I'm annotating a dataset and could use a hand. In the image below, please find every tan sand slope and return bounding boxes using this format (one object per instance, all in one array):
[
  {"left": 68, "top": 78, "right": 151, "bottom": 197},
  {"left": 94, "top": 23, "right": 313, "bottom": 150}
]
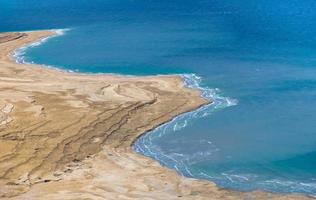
[{"left": 0, "top": 31, "right": 312, "bottom": 200}]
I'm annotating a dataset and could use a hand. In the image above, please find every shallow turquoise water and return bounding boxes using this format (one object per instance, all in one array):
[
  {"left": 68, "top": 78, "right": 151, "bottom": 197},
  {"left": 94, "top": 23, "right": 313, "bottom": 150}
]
[{"left": 2, "top": 0, "right": 316, "bottom": 196}]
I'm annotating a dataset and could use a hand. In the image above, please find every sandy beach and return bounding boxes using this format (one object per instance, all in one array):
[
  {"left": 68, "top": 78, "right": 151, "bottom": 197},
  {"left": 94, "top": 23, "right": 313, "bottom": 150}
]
[{"left": 0, "top": 30, "right": 312, "bottom": 200}]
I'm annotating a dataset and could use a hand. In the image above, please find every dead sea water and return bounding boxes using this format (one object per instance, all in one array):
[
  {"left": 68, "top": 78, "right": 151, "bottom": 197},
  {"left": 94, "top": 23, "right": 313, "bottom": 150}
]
[{"left": 2, "top": 0, "right": 316, "bottom": 196}]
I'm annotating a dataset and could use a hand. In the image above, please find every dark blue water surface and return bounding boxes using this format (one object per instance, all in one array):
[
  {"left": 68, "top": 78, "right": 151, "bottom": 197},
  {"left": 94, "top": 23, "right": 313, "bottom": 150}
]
[{"left": 2, "top": 0, "right": 316, "bottom": 196}]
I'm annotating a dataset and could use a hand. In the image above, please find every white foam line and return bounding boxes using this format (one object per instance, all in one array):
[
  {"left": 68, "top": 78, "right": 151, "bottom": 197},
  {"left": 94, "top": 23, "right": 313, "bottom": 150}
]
[
  {"left": 134, "top": 73, "right": 238, "bottom": 178},
  {"left": 12, "top": 28, "right": 71, "bottom": 65}
]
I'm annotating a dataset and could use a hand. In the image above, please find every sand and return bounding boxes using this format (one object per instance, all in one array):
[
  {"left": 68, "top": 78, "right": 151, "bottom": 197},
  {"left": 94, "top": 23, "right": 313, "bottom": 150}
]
[{"left": 0, "top": 31, "right": 312, "bottom": 200}]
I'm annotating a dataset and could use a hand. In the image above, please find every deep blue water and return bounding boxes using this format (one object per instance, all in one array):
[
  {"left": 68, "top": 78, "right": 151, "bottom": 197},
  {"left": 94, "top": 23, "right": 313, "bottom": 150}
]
[{"left": 2, "top": 0, "right": 316, "bottom": 196}]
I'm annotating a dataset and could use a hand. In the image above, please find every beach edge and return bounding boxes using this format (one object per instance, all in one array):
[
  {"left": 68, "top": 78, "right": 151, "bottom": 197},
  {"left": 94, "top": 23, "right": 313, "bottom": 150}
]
[{"left": 0, "top": 30, "right": 312, "bottom": 200}]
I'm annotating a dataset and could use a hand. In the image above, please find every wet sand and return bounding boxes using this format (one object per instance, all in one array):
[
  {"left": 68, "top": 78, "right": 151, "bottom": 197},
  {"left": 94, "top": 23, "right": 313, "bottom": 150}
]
[{"left": 0, "top": 31, "right": 312, "bottom": 200}]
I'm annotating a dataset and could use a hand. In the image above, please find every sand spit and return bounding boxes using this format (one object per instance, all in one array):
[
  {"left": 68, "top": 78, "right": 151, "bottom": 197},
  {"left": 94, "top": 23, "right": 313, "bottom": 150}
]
[{"left": 0, "top": 31, "right": 312, "bottom": 200}]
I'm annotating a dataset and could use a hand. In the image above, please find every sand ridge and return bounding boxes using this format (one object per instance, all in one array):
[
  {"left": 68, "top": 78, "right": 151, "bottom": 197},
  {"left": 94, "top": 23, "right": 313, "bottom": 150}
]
[{"left": 0, "top": 31, "right": 312, "bottom": 200}]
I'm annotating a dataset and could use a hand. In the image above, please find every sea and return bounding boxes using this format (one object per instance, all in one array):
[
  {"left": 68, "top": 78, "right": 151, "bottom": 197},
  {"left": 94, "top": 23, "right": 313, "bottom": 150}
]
[{"left": 1, "top": 0, "right": 316, "bottom": 196}]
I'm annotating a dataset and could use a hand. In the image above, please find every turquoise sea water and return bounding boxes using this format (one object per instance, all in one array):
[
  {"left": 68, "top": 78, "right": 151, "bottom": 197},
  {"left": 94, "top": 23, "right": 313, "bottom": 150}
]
[{"left": 2, "top": 0, "right": 316, "bottom": 196}]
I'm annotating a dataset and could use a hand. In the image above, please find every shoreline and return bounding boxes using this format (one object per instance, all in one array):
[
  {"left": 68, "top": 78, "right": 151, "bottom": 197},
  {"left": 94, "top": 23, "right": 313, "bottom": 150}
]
[
  {"left": 11, "top": 29, "right": 68, "bottom": 65},
  {"left": 0, "top": 30, "right": 312, "bottom": 199}
]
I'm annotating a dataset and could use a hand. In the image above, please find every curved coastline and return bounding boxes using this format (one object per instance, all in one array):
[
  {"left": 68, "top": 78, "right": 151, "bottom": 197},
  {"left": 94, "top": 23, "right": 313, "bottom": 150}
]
[
  {"left": 0, "top": 30, "right": 312, "bottom": 200},
  {"left": 12, "top": 29, "right": 69, "bottom": 65}
]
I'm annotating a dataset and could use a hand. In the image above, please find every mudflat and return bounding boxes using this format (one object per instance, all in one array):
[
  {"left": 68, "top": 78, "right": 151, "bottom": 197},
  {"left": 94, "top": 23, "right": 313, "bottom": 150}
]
[{"left": 0, "top": 31, "right": 311, "bottom": 200}]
